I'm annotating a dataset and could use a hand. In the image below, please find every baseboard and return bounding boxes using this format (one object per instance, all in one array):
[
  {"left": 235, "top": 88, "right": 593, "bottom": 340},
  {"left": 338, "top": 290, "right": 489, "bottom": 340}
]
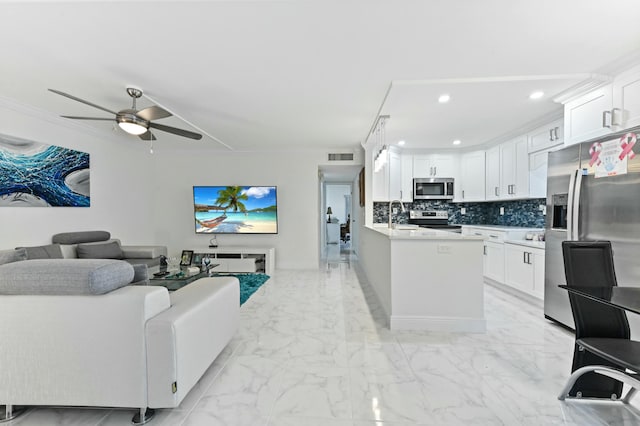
[
  {"left": 390, "top": 315, "right": 486, "bottom": 333},
  {"left": 484, "top": 278, "right": 544, "bottom": 309}
]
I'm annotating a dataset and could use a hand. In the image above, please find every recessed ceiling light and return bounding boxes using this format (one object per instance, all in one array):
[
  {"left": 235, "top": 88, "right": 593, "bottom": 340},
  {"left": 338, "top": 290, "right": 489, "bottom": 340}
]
[
  {"left": 529, "top": 91, "right": 544, "bottom": 100},
  {"left": 452, "top": 139, "right": 461, "bottom": 145},
  {"left": 398, "top": 140, "right": 406, "bottom": 146},
  {"left": 438, "top": 94, "right": 451, "bottom": 103}
]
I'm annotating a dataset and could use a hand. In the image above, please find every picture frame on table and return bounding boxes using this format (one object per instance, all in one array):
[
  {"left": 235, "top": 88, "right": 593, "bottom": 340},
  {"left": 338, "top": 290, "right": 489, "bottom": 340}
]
[
  {"left": 192, "top": 253, "right": 202, "bottom": 266},
  {"left": 180, "top": 250, "right": 194, "bottom": 266}
]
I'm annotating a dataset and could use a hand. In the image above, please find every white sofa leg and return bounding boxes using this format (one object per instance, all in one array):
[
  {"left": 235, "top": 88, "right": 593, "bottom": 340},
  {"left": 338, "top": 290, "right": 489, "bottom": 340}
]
[
  {"left": 131, "top": 407, "right": 155, "bottom": 425},
  {"left": 0, "top": 405, "right": 27, "bottom": 423}
]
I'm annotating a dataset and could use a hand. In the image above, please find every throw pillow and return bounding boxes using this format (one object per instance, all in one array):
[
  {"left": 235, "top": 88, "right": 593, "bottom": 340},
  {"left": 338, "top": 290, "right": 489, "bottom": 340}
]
[
  {"left": 76, "top": 240, "right": 124, "bottom": 259},
  {"left": 17, "top": 244, "right": 63, "bottom": 260},
  {"left": 0, "top": 248, "right": 27, "bottom": 265}
]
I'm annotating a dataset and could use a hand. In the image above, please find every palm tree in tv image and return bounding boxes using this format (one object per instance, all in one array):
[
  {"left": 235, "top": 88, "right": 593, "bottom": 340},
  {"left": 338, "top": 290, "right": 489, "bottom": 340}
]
[{"left": 216, "top": 186, "right": 248, "bottom": 214}]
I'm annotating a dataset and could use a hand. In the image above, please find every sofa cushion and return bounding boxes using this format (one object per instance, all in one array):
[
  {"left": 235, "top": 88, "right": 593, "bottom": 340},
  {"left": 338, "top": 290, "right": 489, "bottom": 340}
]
[
  {"left": 0, "top": 248, "right": 27, "bottom": 265},
  {"left": 0, "top": 259, "right": 134, "bottom": 295},
  {"left": 77, "top": 241, "right": 124, "bottom": 259},
  {"left": 52, "top": 230, "right": 111, "bottom": 245},
  {"left": 18, "top": 244, "right": 63, "bottom": 260}
]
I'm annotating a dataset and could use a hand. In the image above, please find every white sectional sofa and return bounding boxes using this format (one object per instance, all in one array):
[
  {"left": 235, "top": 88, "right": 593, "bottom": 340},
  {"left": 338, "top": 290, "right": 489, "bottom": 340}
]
[{"left": 0, "top": 257, "right": 239, "bottom": 424}]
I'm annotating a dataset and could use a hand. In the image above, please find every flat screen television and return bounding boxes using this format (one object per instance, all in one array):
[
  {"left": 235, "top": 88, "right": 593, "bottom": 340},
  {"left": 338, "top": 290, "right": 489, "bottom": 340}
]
[{"left": 193, "top": 186, "right": 278, "bottom": 234}]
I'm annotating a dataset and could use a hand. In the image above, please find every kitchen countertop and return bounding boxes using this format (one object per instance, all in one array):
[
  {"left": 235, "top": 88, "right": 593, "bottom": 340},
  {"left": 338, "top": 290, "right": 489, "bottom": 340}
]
[
  {"left": 505, "top": 239, "right": 546, "bottom": 249},
  {"left": 460, "top": 224, "right": 544, "bottom": 231},
  {"left": 366, "top": 226, "right": 484, "bottom": 241}
]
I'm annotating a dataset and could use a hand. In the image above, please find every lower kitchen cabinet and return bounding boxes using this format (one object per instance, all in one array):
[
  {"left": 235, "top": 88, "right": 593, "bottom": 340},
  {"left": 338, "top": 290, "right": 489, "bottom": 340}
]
[
  {"left": 462, "top": 225, "right": 545, "bottom": 301},
  {"left": 504, "top": 243, "right": 545, "bottom": 299},
  {"left": 484, "top": 241, "right": 505, "bottom": 283}
]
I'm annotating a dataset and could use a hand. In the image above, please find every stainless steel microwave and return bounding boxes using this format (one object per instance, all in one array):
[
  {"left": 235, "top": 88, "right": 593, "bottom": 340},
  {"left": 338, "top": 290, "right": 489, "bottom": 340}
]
[{"left": 413, "top": 178, "right": 454, "bottom": 200}]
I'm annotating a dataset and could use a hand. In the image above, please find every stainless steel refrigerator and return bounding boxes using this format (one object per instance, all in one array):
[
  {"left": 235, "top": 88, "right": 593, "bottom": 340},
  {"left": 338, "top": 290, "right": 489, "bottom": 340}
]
[{"left": 544, "top": 126, "right": 640, "bottom": 330}]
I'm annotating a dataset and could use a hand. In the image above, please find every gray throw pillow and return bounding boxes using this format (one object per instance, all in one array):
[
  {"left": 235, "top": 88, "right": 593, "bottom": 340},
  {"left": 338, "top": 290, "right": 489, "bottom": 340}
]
[
  {"left": 76, "top": 240, "right": 124, "bottom": 259},
  {"left": 17, "top": 244, "right": 63, "bottom": 260},
  {"left": 0, "top": 248, "right": 27, "bottom": 265}
]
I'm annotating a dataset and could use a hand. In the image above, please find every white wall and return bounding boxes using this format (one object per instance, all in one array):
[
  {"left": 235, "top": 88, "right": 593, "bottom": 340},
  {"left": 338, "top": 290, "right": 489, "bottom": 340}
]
[
  {"left": 0, "top": 98, "right": 355, "bottom": 270},
  {"left": 149, "top": 148, "right": 323, "bottom": 269},
  {"left": 0, "top": 98, "right": 156, "bottom": 248},
  {"left": 325, "top": 184, "right": 351, "bottom": 223}
]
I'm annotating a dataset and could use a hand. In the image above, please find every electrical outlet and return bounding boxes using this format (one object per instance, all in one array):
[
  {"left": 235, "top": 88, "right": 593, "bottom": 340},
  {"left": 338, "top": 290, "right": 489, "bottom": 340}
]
[
  {"left": 461, "top": 207, "right": 466, "bottom": 215},
  {"left": 499, "top": 207, "right": 505, "bottom": 215},
  {"left": 542, "top": 206, "right": 547, "bottom": 215},
  {"left": 437, "top": 244, "right": 452, "bottom": 254},
  {"left": 392, "top": 207, "right": 398, "bottom": 214}
]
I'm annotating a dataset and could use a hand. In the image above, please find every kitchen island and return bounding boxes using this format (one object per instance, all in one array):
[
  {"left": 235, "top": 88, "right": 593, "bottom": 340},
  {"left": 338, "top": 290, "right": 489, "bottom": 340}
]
[{"left": 360, "top": 225, "right": 485, "bottom": 332}]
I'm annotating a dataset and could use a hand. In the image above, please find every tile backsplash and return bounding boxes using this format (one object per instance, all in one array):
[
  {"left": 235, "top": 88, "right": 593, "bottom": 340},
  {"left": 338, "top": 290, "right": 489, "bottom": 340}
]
[{"left": 373, "top": 198, "right": 546, "bottom": 228}]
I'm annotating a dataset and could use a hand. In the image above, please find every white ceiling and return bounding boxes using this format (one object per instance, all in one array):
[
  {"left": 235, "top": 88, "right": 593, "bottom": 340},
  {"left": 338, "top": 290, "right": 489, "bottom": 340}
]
[{"left": 2, "top": 0, "right": 640, "bottom": 157}]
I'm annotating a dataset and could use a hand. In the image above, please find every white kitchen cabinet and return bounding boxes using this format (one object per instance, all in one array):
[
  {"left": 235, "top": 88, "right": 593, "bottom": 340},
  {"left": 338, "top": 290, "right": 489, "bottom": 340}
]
[
  {"left": 564, "top": 85, "right": 614, "bottom": 146},
  {"left": 458, "top": 150, "right": 485, "bottom": 202},
  {"left": 485, "top": 146, "right": 501, "bottom": 200},
  {"left": 500, "top": 136, "right": 529, "bottom": 199},
  {"left": 513, "top": 136, "right": 530, "bottom": 198},
  {"left": 372, "top": 160, "right": 389, "bottom": 202},
  {"left": 400, "top": 154, "right": 413, "bottom": 202},
  {"left": 528, "top": 119, "right": 563, "bottom": 153},
  {"left": 529, "top": 149, "right": 548, "bottom": 198},
  {"left": 612, "top": 66, "right": 640, "bottom": 130},
  {"left": 485, "top": 136, "right": 529, "bottom": 200},
  {"left": 564, "top": 65, "right": 640, "bottom": 146},
  {"left": 484, "top": 241, "right": 505, "bottom": 284},
  {"left": 388, "top": 151, "right": 401, "bottom": 201},
  {"left": 462, "top": 226, "right": 544, "bottom": 294},
  {"left": 504, "top": 243, "right": 545, "bottom": 299},
  {"left": 375, "top": 150, "right": 412, "bottom": 202},
  {"left": 413, "top": 154, "right": 458, "bottom": 178}
]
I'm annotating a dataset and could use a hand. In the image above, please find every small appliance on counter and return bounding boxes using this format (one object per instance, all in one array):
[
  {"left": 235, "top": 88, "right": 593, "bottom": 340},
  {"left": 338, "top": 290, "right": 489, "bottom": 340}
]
[{"left": 408, "top": 210, "right": 461, "bottom": 232}]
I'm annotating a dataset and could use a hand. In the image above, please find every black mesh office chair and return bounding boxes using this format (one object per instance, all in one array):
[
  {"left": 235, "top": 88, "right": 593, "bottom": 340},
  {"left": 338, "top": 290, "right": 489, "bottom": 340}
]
[{"left": 558, "top": 241, "right": 640, "bottom": 402}]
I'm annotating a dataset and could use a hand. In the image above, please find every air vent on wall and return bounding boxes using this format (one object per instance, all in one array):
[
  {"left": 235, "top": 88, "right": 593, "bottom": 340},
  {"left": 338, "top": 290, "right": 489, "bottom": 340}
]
[{"left": 328, "top": 153, "right": 354, "bottom": 161}]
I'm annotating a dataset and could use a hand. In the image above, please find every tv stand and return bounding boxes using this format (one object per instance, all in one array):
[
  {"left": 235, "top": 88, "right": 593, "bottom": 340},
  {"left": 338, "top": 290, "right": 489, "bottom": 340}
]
[{"left": 194, "top": 246, "right": 274, "bottom": 275}]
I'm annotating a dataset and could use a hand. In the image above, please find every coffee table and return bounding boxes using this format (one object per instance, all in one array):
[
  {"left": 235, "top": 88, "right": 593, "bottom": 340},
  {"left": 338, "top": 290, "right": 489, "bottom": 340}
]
[{"left": 148, "top": 264, "right": 219, "bottom": 291}]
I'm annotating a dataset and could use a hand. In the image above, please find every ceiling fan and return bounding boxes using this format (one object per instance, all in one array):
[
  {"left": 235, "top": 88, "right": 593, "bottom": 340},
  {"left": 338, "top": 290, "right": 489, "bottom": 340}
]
[{"left": 48, "top": 87, "right": 203, "bottom": 141}]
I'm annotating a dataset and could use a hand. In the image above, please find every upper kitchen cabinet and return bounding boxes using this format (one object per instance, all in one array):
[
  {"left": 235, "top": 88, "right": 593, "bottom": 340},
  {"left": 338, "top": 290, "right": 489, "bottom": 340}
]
[
  {"left": 612, "top": 66, "right": 640, "bottom": 131},
  {"left": 501, "top": 135, "right": 529, "bottom": 199},
  {"left": 372, "top": 160, "right": 389, "bottom": 202},
  {"left": 485, "top": 146, "right": 501, "bottom": 200},
  {"left": 400, "top": 154, "right": 413, "bottom": 202},
  {"left": 374, "top": 150, "right": 413, "bottom": 202},
  {"left": 528, "top": 119, "right": 563, "bottom": 152},
  {"left": 412, "top": 154, "right": 458, "bottom": 178},
  {"left": 563, "top": 85, "right": 614, "bottom": 146},
  {"left": 457, "top": 150, "right": 485, "bottom": 202},
  {"left": 563, "top": 66, "right": 640, "bottom": 146},
  {"left": 485, "top": 136, "right": 529, "bottom": 200}
]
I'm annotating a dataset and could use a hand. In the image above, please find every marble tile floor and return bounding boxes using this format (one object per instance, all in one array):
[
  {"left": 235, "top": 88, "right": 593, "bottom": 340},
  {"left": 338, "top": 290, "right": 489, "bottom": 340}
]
[{"left": 6, "top": 259, "right": 640, "bottom": 426}]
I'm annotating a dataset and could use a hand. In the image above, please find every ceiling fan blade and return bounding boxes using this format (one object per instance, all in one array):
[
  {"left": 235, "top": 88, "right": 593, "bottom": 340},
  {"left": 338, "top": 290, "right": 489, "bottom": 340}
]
[
  {"left": 139, "top": 131, "right": 156, "bottom": 141},
  {"left": 149, "top": 122, "right": 203, "bottom": 140},
  {"left": 136, "top": 105, "right": 172, "bottom": 121},
  {"left": 61, "top": 116, "right": 114, "bottom": 121},
  {"left": 48, "top": 89, "right": 118, "bottom": 115}
]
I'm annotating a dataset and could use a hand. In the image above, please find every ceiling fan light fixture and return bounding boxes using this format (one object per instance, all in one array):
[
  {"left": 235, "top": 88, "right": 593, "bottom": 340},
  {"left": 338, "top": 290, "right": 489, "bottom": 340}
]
[
  {"left": 116, "top": 111, "right": 149, "bottom": 135},
  {"left": 118, "top": 121, "right": 148, "bottom": 135}
]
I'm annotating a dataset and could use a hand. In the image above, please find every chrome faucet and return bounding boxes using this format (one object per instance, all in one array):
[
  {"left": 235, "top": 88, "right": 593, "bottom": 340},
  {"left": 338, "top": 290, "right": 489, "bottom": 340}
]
[{"left": 388, "top": 199, "right": 406, "bottom": 229}]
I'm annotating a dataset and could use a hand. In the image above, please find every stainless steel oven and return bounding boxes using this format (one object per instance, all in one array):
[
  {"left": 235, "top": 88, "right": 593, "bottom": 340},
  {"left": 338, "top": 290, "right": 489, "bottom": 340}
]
[{"left": 413, "top": 178, "right": 454, "bottom": 200}]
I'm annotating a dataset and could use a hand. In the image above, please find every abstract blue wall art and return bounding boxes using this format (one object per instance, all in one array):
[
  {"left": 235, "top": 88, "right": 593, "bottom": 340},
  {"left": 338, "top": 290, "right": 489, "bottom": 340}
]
[{"left": 0, "top": 134, "right": 90, "bottom": 207}]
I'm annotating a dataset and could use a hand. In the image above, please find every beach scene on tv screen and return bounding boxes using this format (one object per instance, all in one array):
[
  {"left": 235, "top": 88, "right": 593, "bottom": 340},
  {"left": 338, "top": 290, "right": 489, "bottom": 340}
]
[{"left": 194, "top": 186, "right": 278, "bottom": 234}]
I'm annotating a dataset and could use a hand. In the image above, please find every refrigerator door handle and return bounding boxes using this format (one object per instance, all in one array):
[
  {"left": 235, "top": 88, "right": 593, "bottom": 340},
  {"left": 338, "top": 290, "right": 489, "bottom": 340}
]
[
  {"left": 567, "top": 170, "right": 577, "bottom": 241},
  {"left": 572, "top": 170, "right": 584, "bottom": 241}
]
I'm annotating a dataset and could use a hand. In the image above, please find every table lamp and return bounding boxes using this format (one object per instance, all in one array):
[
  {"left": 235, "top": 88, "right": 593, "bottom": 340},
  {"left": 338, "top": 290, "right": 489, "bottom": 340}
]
[{"left": 326, "top": 207, "right": 333, "bottom": 223}]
